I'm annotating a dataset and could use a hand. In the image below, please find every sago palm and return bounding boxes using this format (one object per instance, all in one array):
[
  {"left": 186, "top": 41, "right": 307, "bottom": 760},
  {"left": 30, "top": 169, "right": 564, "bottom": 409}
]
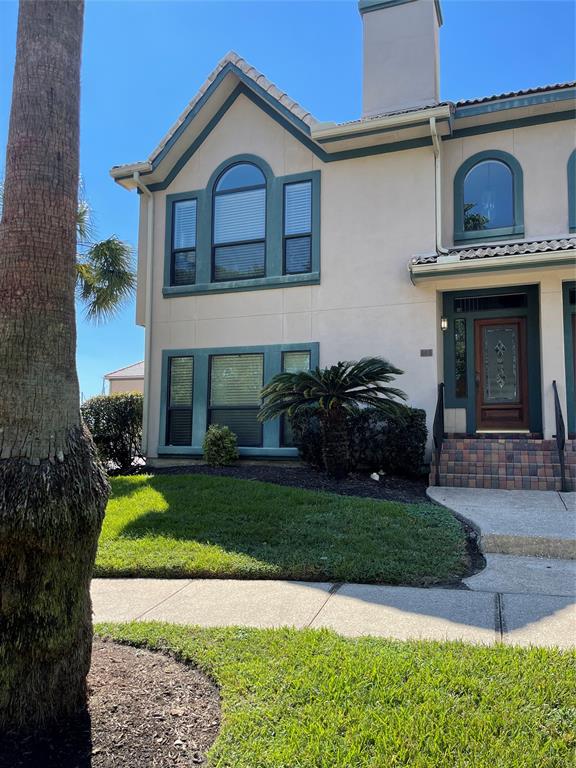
[{"left": 259, "top": 357, "right": 407, "bottom": 478}]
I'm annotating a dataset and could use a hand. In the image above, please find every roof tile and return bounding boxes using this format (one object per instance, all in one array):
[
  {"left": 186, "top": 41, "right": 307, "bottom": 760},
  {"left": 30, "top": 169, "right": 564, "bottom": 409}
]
[{"left": 411, "top": 237, "right": 576, "bottom": 265}]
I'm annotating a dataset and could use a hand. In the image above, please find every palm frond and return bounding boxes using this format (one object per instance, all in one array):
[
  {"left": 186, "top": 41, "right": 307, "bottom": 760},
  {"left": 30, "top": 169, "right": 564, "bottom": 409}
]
[
  {"left": 76, "top": 236, "right": 135, "bottom": 322},
  {"left": 259, "top": 356, "right": 407, "bottom": 422}
]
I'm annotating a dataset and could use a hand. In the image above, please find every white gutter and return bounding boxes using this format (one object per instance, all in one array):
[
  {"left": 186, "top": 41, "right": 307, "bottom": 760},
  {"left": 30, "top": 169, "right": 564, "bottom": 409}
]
[
  {"left": 132, "top": 171, "right": 154, "bottom": 457},
  {"left": 429, "top": 116, "right": 449, "bottom": 258}
]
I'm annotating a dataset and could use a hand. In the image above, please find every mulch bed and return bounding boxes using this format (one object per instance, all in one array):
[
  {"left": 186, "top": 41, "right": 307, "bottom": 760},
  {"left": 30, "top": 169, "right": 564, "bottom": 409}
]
[
  {"left": 0, "top": 639, "right": 220, "bottom": 768},
  {"left": 147, "top": 462, "right": 431, "bottom": 505}
]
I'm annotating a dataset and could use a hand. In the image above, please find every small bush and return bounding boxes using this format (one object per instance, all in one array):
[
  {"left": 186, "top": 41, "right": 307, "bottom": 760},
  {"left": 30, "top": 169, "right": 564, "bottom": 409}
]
[
  {"left": 81, "top": 392, "right": 143, "bottom": 472},
  {"left": 203, "top": 425, "right": 239, "bottom": 466},
  {"left": 290, "top": 405, "right": 427, "bottom": 478}
]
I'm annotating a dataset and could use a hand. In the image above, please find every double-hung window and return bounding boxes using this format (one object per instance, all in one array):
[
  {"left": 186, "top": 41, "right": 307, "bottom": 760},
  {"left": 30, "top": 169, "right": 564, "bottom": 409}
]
[
  {"left": 212, "top": 163, "right": 266, "bottom": 281},
  {"left": 171, "top": 199, "right": 197, "bottom": 285},
  {"left": 280, "top": 350, "right": 311, "bottom": 447},
  {"left": 208, "top": 353, "right": 264, "bottom": 446},
  {"left": 283, "top": 181, "right": 312, "bottom": 274},
  {"left": 166, "top": 356, "right": 194, "bottom": 445}
]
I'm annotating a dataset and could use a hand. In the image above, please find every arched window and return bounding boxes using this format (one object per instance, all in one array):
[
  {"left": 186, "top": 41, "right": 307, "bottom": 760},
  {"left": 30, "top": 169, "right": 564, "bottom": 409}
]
[
  {"left": 454, "top": 150, "right": 524, "bottom": 243},
  {"left": 212, "top": 162, "right": 266, "bottom": 281}
]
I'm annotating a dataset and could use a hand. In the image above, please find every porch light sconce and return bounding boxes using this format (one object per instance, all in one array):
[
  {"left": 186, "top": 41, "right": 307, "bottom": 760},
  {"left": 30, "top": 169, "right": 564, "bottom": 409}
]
[{"left": 440, "top": 317, "right": 448, "bottom": 332}]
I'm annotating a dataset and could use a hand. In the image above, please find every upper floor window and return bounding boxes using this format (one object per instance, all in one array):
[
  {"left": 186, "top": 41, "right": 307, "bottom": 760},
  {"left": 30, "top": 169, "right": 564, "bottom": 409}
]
[
  {"left": 284, "top": 181, "right": 312, "bottom": 274},
  {"left": 171, "top": 199, "right": 197, "bottom": 285},
  {"left": 164, "top": 155, "right": 320, "bottom": 296},
  {"left": 464, "top": 160, "right": 513, "bottom": 232},
  {"left": 213, "top": 162, "right": 266, "bottom": 282},
  {"left": 454, "top": 150, "right": 524, "bottom": 244}
]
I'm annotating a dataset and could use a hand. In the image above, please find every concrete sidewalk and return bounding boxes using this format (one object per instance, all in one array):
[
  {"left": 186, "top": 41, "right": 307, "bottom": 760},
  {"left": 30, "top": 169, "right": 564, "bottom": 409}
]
[{"left": 92, "top": 578, "right": 576, "bottom": 649}]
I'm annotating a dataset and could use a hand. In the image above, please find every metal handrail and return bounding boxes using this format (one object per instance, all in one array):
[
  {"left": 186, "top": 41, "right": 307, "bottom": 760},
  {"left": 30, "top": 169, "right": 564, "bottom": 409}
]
[
  {"left": 552, "top": 380, "right": 567, "bottom": 493},
  {"left": 432, "top": 382, "right": 445, "bottom": 486}
]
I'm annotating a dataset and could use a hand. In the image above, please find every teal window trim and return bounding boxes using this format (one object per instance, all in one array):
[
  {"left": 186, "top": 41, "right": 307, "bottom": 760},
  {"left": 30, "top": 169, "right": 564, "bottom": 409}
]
[
  {"left": 568, "top": 150, "right": 576, "bottom": 233},
  {"left": 442, "top": 285, "right": 541, "bottom": 435},
  {"left": 163, "top": 157, "right": 320, "bottom": 296},
  {"left": 158, "top": 342, "right": 320, "bottom": 457},
  {"left": 453, "top": 150, "right": 524, "bottom": 245},
  {"left": 563, "top": 281, "right": 576, "bottom": 436}
]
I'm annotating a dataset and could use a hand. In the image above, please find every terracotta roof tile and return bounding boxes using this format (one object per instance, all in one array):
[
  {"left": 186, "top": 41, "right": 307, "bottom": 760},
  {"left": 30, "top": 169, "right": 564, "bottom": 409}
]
[{"left": 411, "top": 237, "right": 576, "bottom": 265}]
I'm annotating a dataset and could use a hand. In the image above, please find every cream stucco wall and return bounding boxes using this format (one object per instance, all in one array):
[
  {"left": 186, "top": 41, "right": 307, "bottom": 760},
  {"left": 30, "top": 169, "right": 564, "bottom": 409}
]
[{"left": 139, "top": 92, "right": 575, "bottom": 457}]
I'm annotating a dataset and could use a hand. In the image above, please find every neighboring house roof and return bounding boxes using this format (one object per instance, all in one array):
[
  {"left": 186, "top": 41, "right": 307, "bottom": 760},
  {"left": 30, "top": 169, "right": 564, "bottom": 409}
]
[
  {"left": 104, "top": 361, "right": 145, "bottom": 380},
  {"left": 411, "top": 237, "right": 576, "bottom": 265},
  {"left": 455, "top": 81, "right": 576, "bottom": 107}
]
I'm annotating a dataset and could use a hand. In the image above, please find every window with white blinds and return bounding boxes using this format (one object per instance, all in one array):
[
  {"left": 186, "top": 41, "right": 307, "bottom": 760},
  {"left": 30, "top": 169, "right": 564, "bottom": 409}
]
[
  {"left": 280, "top": 350, "right": 311, "bottom": 447},
  {"left": 166, "top": 356, "right": 194, "bottom": 446},
  {"left": 213, "top": 163, "right": 266, "bottom": 282},
  {"left": 284, "top": 181, "right": 312, "bottom": 274},
  {"left": 171, "top": 199, "right": 197, "bottom": 286},
  {"left": 209, "top": 354, "right": 263, "bottom": 446}
]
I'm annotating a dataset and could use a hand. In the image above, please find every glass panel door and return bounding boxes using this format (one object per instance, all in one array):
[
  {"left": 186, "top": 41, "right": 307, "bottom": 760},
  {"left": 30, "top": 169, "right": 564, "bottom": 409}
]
[{"left": 474, "top": 318, "right": 528, "bottom": 430}]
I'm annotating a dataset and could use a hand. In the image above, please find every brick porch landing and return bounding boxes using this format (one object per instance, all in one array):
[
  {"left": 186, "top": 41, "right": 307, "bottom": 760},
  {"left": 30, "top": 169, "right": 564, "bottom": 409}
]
[{"left": 430, "top": 437, "right": 576, "bottom": 491}]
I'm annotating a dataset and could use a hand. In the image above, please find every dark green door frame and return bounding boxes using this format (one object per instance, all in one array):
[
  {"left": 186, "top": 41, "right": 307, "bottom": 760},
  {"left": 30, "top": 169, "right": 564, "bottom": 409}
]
[
  {"left": 563, "top": 281, "right": 576, "bottom": 437},
  {"left": 442, "top": 285, "right": 542, "bottom": 434}
]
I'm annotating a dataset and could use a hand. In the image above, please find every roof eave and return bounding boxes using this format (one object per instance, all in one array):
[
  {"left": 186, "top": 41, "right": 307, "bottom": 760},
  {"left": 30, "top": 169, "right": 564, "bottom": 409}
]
[
  {"left": 409, "top": 249, "right": 576, "bottom": 281},
  {"left": 311, "top": 103, "right": 452, "bottom": 142}
]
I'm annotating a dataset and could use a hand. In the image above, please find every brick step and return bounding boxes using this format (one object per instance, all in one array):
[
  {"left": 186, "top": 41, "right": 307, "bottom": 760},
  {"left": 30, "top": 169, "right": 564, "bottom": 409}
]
[
  {"left": 437, "top": 474, "right": 572, "bottom": 491},
  {"left": 442, "top": 439, "right": 559, "bottom": 450},
  {"left": 438, "top": 465, "right": 564, "bottom": 478}
]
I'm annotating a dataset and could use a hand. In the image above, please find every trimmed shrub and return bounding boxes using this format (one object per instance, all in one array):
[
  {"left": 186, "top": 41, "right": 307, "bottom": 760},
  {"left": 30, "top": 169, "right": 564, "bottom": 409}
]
[
  {"left": 81, "top": 392, "right": 143, "bottom": 473},
  {"left": 203, "top": 425, "right": 239, "bottom": 467},
  {"left": 290, "top": 405, "right": 427, "bottom": 478}
]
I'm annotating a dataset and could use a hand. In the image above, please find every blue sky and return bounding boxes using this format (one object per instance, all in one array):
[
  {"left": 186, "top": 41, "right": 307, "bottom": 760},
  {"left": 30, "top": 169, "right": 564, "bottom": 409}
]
[{"left": 1, "top": 0, "right": 574, "bottom": 399}]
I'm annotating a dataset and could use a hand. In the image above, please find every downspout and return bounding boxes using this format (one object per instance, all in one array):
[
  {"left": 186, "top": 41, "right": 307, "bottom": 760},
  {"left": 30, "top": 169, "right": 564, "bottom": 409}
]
[
  {"left": 429, "top": 116, "right": 449, "bottom": 256},
  {"left": 132, "top": 171, "right": 154, "bottom": 456}
]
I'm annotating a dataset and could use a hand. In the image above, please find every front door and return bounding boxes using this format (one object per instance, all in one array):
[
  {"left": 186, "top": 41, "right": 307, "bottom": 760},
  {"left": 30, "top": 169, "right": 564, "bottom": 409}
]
[{"left": 474, "top": 317, "right": 529, "bottom": 431}]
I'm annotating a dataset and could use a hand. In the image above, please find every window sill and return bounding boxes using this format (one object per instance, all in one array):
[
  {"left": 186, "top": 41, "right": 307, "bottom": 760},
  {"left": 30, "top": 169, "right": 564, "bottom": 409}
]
[
  {"left": 454, "top": 226, "right": 524, "bottom": 245},
  {"left": 157, "top": 445, "right": 299, "bottom": 458},
  {"left": 163, "top": 272, "right": 320, "bottom": 297}
]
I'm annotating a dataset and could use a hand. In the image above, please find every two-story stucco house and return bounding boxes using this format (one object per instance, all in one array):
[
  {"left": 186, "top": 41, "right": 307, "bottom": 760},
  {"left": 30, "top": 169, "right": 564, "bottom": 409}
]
[{"left": 111, "top": 0, "right": 576, "bottom": 490}]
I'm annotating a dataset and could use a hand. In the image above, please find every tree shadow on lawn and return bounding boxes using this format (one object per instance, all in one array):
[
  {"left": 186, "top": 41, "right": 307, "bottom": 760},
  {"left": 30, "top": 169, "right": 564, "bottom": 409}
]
[
  {"left": 106, "top": 474, "right": 469, "bottom": 586},
  {"left": 103, "top": 478, "right": 575, "bottom": 635}
]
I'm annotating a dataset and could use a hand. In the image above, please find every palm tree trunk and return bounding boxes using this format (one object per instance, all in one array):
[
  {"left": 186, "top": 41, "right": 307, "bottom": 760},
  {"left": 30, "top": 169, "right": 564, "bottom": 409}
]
[
  {"left": 320, "top": 408, "right": 350, "bottom": 479},
  {"left": 0, "top": 0, "right": 109, "bottom": 730}
]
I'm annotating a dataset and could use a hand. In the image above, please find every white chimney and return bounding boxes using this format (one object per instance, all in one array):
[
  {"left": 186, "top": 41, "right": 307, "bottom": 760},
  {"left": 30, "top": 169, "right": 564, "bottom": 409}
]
[{"left": 359, "top": 0, "right": 442, "bottom": 116}]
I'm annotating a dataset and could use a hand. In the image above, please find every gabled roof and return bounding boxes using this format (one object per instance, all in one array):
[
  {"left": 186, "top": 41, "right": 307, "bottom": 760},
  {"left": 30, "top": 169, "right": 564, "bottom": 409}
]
[
  {"left": 104, "top": 361, "right": 145, "bottom": 380},
  {"left": 110, "top": 51, "right": 319, "bottom": 182},
  {"left": 110, "top": 49, "right": 574, "bottom": 189},
  {"left": 148, "top": 52, "right": 318, "bottom": 168}
]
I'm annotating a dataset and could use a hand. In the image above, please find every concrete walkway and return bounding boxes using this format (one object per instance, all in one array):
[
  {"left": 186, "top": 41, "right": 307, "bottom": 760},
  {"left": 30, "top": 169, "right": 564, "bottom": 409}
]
[
  {"left": 427, "top": 487, "right": 576, "bottom": 558},
  {"left": 92, "top": 577, "right": 576, "bottom": 649}
]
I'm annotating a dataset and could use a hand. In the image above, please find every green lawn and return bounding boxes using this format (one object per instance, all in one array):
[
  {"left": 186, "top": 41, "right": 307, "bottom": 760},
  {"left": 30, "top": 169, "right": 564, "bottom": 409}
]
[
  {"left": 98, "top": 622, "right": 576, "bottom": 768},
  {"left": 96, "top": 474, "right": 466, "bottom": 584}
]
